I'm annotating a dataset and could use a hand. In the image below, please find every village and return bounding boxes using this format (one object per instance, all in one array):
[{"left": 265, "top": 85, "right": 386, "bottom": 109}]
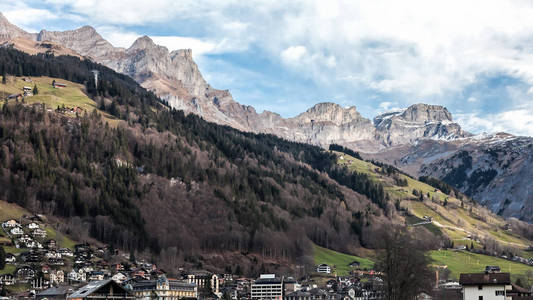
[{"left": 0, "top": 215, "right": 531, "bottom": 300}]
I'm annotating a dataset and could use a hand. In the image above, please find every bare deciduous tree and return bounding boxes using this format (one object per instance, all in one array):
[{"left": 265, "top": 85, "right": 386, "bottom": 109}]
[{"left": 375, "top": 225, "right": 434, "bottom": 300}]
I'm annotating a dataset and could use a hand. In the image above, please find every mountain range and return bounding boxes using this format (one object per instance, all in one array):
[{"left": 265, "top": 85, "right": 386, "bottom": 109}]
[{"left": 1, "top": 12, "right": 532, "bottom": 222}]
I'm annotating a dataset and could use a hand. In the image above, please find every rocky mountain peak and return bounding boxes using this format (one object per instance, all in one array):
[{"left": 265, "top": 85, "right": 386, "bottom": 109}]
[
  {"left": 399, "top": 103, "right": 453, "bottom": 123},
  {"left": 129, "top": 35, "right": 161, "bottom": 51},
  {"left": 0, "top": 12, "right": 34, "bottom": 41},
  {"left": 36, "top": 26, "right": 116, "bottom": 60},
  {"left": 295, "top": 102, "right": 365, "bottom": 125}
]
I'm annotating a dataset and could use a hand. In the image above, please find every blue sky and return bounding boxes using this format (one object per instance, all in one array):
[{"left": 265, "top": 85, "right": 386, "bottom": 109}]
[{"left": 4, "top": 0, "right": 533, "bottom": 136}]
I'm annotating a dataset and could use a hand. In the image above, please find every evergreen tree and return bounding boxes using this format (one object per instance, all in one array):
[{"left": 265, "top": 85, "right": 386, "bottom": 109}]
[
  {"left": 33, "top": 84, "right": 38, "bottom": 95},
  {"left": 515, "top": 277, "right": 523, "bottom": 288},
  {"left": 470, "top": 241, "right": 474, "bottom": 249},
  {"left": 129, "top": 250, "right": 136, "bottom": 263},
  {"left": 0, "top": 246, "right": 5, "bottom": 270}
]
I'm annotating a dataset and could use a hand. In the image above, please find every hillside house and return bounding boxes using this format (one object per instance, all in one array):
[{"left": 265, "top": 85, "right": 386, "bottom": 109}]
[
  {"left": 53, "top": 82, "right": 67, "bottom": 88},
  {"left": 316, "top": 264, "right": 331, "bottom": 274},
  {"left": 459, "top": 270, "right": 511, "bottom": 300},
  {"left": 0, "top": 274, "right": 15, "bottom": 285},
  {"left": 2, "top": 219, "right": 19, "bottom": 227},
  {"left": 45, "top": 251, "right": 62, "bottom": 259},
  {"left": 48, "top": 258, "right": 65, "bottom": 266},
  {"left": 111, "top": 272, "right": 127, "bottom": 283},
  {"left": 59, "top": 247, "right": 74, "bottom": 257},
  {"left": 89, "top": 271, "right": 105, "bottom": 281},
  {"left": 50, "top": 270, "right": 65, "bottom": 284},
  {"left": 10, "top": 226, "right": 23, "bottom": 235},
  {"left": 5, "top": 253, "right": 16, "bottom": 263},
  {"left": 16, "top": 266, "right": 36, "bottom": 280},
  {"left": 67, "top": 279, "right": 134, "bottom": 299},
  {"left": 27, "top": 222, "right": 39, "bottom": 229},
  {"left": 68, "top": 270, "right": 88, "bottom": 283},
  {"left": 32, "top": 228, "right": 47, "bottom": 238}
]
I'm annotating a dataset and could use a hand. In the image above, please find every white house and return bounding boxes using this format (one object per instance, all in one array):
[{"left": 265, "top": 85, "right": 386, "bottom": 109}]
[
  {"left": 45, "top": 251, "right": 62, "bottom": 259},
  {"left": 58, "top": 248, "right": 74, "bottom": 257},
  {"left": 32, "top": 228, "right": 47, "bottom": 238},
  {"left": 459, "top": 271, "right": 511, "bottom": 300},
  {"left": 2, "top": 220, "right": 19, "bottom": 228},
  {"left": 10, "top": 227, "right": 23, "bottom": 235},
  {"left": 316, "top": 264, "right": 331, "bottom": 274},
  {"left": 111, "top": 272, "right": 127, "bottom": 283},
  {"left": 27, "top": 223, "right": 39, "bottom": 230},
  {"left": 5, "top": 253, "right": 16, "bottom": 264},
  {"left": 50, "top": 270, "right": 65, "bottom": 284},
  {"left": 68, "top": 270, "right": 79, "bottom": 282}
]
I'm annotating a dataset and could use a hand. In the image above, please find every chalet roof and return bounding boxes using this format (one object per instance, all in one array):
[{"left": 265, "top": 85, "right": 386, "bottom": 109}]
[
  {"left": 459, "top": 273, "right": 510, "bottom": 285},
  {"left": 67, "top": 279, "right": 132, "bottom": 299},
  {"left": 37, "top": 286, "right": 72, "bottom": 297}
]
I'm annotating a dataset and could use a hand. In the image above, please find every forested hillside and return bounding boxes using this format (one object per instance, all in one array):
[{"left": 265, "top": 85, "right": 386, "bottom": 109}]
[{"left": 0, "top": 48, "right": 393, "bottom": 274}]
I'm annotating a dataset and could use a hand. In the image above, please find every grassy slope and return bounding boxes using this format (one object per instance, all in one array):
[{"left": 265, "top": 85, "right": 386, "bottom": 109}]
[
  {"left": 0, "top": 76, "right": 120, "bottom": 125},
  {"left": 430, "top": 250, "right": 533, "bottom": 285},
  {"left": 336, "top": 152, "right": 533, "bottom": 249},
  {"left": 313, "top": 244, "right": 374, "bottom": 276}
]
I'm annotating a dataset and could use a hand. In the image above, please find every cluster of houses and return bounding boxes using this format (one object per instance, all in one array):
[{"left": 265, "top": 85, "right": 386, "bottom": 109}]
[{"left": 1, "top": 217, "right": 533, "bottom": 299}]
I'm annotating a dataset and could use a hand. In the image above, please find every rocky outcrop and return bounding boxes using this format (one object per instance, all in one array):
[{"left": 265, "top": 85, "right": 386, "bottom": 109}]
[{"left": 374, "top": 104, "right": 469, "bottom": 146}]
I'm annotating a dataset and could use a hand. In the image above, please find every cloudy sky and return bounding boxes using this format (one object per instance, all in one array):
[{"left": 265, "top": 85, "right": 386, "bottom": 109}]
[{"left": 3, "top": 0, "right": 533, "bottom": 136}]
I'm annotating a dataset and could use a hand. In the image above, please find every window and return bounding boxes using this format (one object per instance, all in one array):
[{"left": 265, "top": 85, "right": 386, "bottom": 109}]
[
  {"left": 478, "top": 296, "right": 483, "bottom": 300},
  {"left": 495, "top": 290, "right": 505, "bottom": 296},
  {"left": 478, "top": 285, "right": 483, "bottom": 290}
]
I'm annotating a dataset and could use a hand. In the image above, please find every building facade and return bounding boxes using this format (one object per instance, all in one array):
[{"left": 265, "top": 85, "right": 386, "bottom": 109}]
[
  {"left": 132, "top": 275, "right": 198, "bottom": 299},
  {"left": 316, "top": 264, "right": 331, "bottom": 274},
  {"left": 459, "top": 272, "right": 511, "bottom": 300},
  {"left": 187, "top": 272, "right": 219, "bottom": 295},
  {"left": 251, "top": 274, "right": 284, "bottom": 300}
]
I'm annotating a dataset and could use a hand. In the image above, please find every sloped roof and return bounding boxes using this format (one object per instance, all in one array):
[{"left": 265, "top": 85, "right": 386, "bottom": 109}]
[
  {"left": 459, "top": 273, "right": 510, "bottom": 285},
  {"left": 37, "top": 286, "right": 72, "bottom": 296},
  {"left": 67, "top": 279, "right": 132, "bottom": 298}
]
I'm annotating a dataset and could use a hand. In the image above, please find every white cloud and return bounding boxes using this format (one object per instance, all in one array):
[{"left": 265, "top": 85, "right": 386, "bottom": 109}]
[
  {"left": 280, "top": 46, "right": 307, "bottom": 64},
  {"left": 456, "top": 108, "right": 533, "bottom": 137},
  {"left": 467, "top": 97, "right": 477, "bottom": 103}
]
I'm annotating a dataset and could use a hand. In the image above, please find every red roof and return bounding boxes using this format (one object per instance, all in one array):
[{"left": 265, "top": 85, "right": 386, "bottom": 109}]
[{"left": 459, "top": 273, "right": 510, "bottom": 285}]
